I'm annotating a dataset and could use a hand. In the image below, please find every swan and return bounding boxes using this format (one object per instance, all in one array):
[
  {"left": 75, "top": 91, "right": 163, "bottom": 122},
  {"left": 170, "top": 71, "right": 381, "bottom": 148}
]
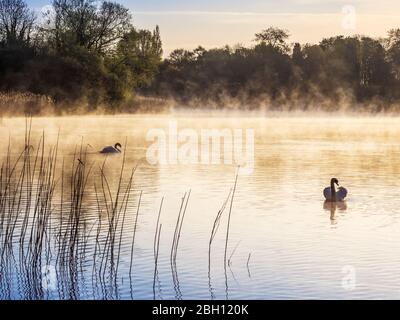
[
  {"left": 99, "top": 143, "right": 122, "bottom": 154},
  {"left": 323, "top": 178, "right": 347, "bottom": 202}
]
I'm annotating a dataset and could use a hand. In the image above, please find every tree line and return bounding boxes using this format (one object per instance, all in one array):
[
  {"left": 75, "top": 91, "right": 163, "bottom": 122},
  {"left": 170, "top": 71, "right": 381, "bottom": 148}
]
[
  {"left": 2, "top": 1, "right": 400, "bottom": 113},
  {"left": 151, "top": 27, "right": 400, "bottom": 112},
  {"left": 0, "top": 0, "right": 162, "bottom": 113}
]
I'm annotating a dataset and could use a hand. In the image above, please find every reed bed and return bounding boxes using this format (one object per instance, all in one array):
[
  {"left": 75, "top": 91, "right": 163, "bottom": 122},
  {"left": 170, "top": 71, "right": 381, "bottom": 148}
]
[
  {"left": 0, "top": 123, "right": 139, "bottom": 300},
  {"left": 0, "top": 125, "right": 242, "bottom": 300},
  {"left": 0, "top": 92, "right": 54, "bottom": 116}
]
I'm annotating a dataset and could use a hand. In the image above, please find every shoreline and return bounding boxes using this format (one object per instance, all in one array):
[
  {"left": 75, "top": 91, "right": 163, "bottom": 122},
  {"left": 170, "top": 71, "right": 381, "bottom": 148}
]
[{"left": 2, "top": 109, "right": 400, "bottom": 119}]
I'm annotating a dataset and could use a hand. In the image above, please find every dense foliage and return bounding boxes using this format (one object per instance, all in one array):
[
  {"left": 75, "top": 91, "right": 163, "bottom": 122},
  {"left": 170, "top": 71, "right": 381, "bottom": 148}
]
[
  {"left": 0, "top": 0, "right": 162, "bottom": 112},
  {"left": 152, "top": 27, "right": 400, "bottom": 112},
  {"left": 2, "top": 1, "right": 400, "bottom": 112}
]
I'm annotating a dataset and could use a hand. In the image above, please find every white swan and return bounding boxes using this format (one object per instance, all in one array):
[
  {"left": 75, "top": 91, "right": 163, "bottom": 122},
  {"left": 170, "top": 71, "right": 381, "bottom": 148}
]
[
  {"left": 323, "top": 178, "right": 347, "bottom": 202},
  {"left": 99, "top": 143, "right": 122, "bottom": 154}
]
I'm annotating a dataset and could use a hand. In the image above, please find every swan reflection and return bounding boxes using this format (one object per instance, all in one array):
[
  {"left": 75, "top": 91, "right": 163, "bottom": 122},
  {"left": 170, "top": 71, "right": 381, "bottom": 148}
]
[{"left": 323, "top": 201, "right": 347, "bottom": 224}]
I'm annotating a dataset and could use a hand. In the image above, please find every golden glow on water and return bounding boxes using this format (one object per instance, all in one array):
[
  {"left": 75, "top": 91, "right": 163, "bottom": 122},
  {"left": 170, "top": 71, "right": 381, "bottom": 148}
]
[{"left": 2, "top": 115, "right": 400, "bottom": 299}]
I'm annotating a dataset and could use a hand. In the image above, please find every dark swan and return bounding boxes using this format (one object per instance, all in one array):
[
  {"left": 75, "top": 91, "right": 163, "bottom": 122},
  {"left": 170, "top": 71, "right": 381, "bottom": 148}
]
[
  {"left": 323, "top": 178, "right": 348, "bottom": 202},
  {"left": 99, "top": 143, "right": 122, "bottom": 154}
]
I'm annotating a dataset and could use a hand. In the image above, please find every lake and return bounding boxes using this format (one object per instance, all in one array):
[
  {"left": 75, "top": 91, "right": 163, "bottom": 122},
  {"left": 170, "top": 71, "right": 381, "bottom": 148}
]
[{"left": 1, "top": 114, "right": 400, "bottom": 300}]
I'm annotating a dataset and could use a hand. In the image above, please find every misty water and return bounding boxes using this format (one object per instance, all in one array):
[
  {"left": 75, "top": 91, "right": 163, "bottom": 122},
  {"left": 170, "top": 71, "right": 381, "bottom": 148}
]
[{"left": 1, "top": 114, "right": 400, "bottom": 300}]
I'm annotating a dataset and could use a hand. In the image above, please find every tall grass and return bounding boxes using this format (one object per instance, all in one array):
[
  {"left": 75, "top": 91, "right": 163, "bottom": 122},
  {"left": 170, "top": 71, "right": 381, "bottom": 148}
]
[
  {"left": 0, "top": 125, "right": 241, "bottom": 300},
  {"left": 0, "top": 92, "right": 54, "bottom": 116},
  {"left": 0, "top": 123, "right": 141, "bottom": 300}
]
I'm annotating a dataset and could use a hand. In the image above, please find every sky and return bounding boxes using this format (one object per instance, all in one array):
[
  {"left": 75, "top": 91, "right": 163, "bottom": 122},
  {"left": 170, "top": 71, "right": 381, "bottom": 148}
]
[{"left": 26, "top": 0, "right": 400, "bottom": 56}]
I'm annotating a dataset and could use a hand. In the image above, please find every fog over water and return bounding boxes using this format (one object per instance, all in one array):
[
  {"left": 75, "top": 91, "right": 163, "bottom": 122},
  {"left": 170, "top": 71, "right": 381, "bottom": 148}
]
[{"left": 1, "top": 114, "right": 400, "bottom": 299}]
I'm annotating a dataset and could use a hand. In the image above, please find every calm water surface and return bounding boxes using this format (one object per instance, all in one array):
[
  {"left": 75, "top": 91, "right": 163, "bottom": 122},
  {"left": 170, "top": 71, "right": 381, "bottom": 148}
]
[{"left": 1, "top": 115, "right": 400, "bottom": 300}]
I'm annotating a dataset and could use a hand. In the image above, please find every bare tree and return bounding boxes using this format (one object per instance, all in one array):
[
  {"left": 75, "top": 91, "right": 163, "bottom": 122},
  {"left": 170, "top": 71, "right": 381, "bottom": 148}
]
[
  {"left": 50, "top": 0, "right": 131, "bottom": 54},
  {"left": 0, "top": 0, "right": 35, "bottom": 45},
  {"left": 89, "top": 1, "right": 132, "bottom": 52},
  {"left": 254, "top": 27, "right": 290, "bottom": 53}
]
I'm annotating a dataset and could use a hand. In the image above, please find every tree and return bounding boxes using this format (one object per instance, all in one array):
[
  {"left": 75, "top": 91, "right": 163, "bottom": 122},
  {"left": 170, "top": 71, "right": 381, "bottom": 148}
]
[
  {"left": 302, "top": 44, "right": 326, "bottom": 82},
  {"left": 254, "top": 27, "right": 290, "bottom": 53},
  {"left": 48, "top": 0, "right": 131, "bottom": 54},
  {"left": 292, "top": 43, "right": 303, "bottom": 66},
  {"left": 387, "top": 29, "right": 400, "bottom": 80},
  {"left": 359, "top": 37, "right": 389, "bottom": 87},
  {"left": 320, "top": 36, "right": 360, "bottom": 87},
  {"left": 0, "top": 0, "right": 35, "bottom": 45},
  {"left": 112, "top": 26, "right": 163, "bottom": 89},
  {"left": 168, "top": 49, "right": 195, "bottom": 66},
  {"left": 387, "top": 29, "right": 400, "bottom": 48}
]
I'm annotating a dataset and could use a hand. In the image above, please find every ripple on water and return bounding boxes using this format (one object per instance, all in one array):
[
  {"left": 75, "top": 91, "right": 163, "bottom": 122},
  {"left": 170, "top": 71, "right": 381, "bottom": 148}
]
[{"left": 1, "top": 116, "right": 400, "bottom": 299}]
